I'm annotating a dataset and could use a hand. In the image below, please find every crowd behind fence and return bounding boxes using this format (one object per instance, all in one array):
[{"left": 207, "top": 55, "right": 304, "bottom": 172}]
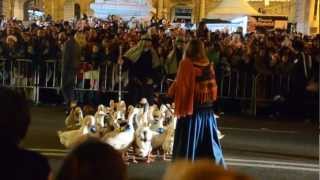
[
  {"left": 0, "top": 17, "right": 318, "bottom": 118},
  {"left": 0, "top": 57, "right": 302, "bottom": 116}
]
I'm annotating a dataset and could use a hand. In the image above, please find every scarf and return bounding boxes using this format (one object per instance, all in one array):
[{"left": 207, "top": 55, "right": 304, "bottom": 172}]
[
  {"left": 168, "top": 58, "right": 217, "bottom": 118},
  {"left": 168, "top": 58, "right": 195, "bottom": 118}
]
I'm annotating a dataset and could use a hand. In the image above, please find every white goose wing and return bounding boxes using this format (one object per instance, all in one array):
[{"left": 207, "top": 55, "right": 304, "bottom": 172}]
[{"left": 58, "top": 129, "right": 82, "bottom": 148}]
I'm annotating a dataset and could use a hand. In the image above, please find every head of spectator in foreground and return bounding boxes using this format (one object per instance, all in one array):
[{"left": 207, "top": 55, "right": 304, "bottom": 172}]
[
  {"left": 163, "top": 159, "right": 253, "bottom": 180},
  {"left": 0, "top": 87, "right": 30, "bottom": 145},
  {"left": 56, "top": 138, "right": 127, "bottom": 180}
]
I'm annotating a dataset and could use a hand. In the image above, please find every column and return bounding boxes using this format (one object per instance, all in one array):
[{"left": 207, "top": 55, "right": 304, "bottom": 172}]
[
  {"left": 37, "top": 0, "right": 44, "bottom": 11},
  {"left": 158, "top": 0, "right": 164, "bottom": 18},
  {"left": 64, "top": 0, "right": 74, "bottom": 20},
  {"left": 0, "top": 0, "right": 3, "bottom": 16},
  {"left": 296, "top": 0, "right": 306, "bottom": 33},
  {"left": 9, "top": 0, "right": 15, "bottom": 18},
  {"left": 163, "top": 0, "right": 169, "bottom": 19},
  {"left": 288, "top": 0, "right": 296, "bottom": 23},
  {"left": 199, "top": 0, "right": 205, "bottom": 21},
  {"left": 295, "top": 0, "right": 318, "bottom": 34},
  {"left": 308, "top": 0, "right": 320, "bottom": 34},
  {"left": 57, "top": 0, "right": 65, "bottom": 20},
  {"left": 13, "top": 0, "right": 23, "bottom": 20},
  {"left": 43, "top": 0, "right": 54, "bottom": 19},
  {"left": 193, "top": 0, "right": 198, "bottom": 23},
  {"left": 51, "top": 0, "right": 55, "bottom": 17}
]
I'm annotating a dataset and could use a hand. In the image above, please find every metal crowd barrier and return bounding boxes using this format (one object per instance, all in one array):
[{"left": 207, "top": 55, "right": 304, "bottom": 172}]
[
  {"left": 73, "top": 62, "right": 129, "bottom": 92},
  {"left": 248, "top": 73, "right": 292, "bottom": 116},
  {"left": 255, "top": 73, "right": 291, "bottom": 101},
  {"left": 219, "top": 71, "right": 255, "bottom": 100},
  {"left": 0, "top": 57, "right": 294, "bottom": 117},
  {"left": 158, "top": 70, "right": 258, "bottom": 115},
  {"left": 219, "top": 71, "right": 257, "bottom": 115},
  {"left": 0, "top": 58, "right": 38, "bottom": 102},
  {"left": 218, "top": 72, "right": 292, "bottom": 116},
  {"left": 0, "top": 58, "right": 6, "bottom": 86}
]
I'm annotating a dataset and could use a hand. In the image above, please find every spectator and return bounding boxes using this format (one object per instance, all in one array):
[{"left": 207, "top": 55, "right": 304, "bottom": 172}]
[
  {"left": 18, "top": 31, "right": 33, "bottom": 59},
  {"left": 56, "top": 139, "right": 127, "bottom": 180},
  {"left": 0, "top": 87, "right": 51, "bottom": 180},
  {"left": 165, "top": 37, "right": 185, "bottom": 79},
  {"left": 196, "top": 21, "right": 209, "bottom": 40},
  {"left": 61, "top": 30, "right": 81, "bottom": 110},
  {"left": 207, "top": 39, "right": 221, "bottom": 66},
  {"left": 289, "top": 39, "right": 312, "bottom": 118},
  {"left": 122, "top": 34, "right": 160, "bottom": 105}
]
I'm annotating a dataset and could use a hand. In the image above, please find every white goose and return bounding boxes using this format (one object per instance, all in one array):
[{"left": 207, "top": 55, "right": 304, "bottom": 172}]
[
  {"left": 65, "top": 106, "right": 83, "bottom": 130},
  {"left": 150, "top": 108, "right": 165, "bottom": 133},
  {"left": 58, "top": 115, "right": 99, "bottom": 148},
  {"left": 162, "top": 116, "right": 177, "bottom": 160},
  {"left": 133, "top": 100, "right": 158, "bottom": 163},
  {"left": 134, "top": 124, "right": 154, "bottom": 163},
  {"left": 109, "top": 100, "right": 127, "bottom": 130},
  {"left": 150, "top": 104, "right": 172, "bottom": 147},
  {"left": 102, "top": 105, "right": 138, "bottom": 152},
  {"left": 95, "top": 104, "right": 107, "bottom": 128}
]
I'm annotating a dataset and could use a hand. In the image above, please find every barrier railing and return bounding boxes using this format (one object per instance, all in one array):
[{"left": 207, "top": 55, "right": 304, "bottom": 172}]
[
  {"left": 219, "top": 71, "right": 255, "bottom": 100},
  {"left": 0, "top": 58, "right": 7, "bottom": 86},
  {"left": 0, "top": 57, "right": 296, "bottom": 116},
  {"left": 0, "top": 58, "right": 38, "bottom": 102},
  {"left": 255, "top": 73, "right": 291, "bottom": 101}
]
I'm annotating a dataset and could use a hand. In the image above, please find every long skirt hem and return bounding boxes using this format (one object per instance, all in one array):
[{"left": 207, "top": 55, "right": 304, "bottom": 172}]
[{"left": 172, "top": 108, "right": 226, "bottom": 167}]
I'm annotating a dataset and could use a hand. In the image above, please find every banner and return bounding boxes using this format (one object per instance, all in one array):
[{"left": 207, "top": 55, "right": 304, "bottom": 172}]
[{"left": 248, "top": 16, "right": 288, "bottom": 32}]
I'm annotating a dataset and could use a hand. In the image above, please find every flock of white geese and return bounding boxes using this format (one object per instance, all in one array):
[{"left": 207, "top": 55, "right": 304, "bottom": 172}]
[
  {"left": 58, "top": 98, "right": 177, "bottom": 163},
  {"left": 58, "top": 98, "right": 224, "bottom": 163}
]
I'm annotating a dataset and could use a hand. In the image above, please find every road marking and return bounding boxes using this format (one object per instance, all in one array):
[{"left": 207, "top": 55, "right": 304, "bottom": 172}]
[
  {"left": 40, "top": 152, "right": 66, "bottom": 157},
  {"left": 30, "top": 148, "right": 319, "bottom": 172},
  {"left": 227, "top": 162, "right": 319, "bottom": 172},
  {"left": 225, "top": 158, "right": 319, "bottom": 168},
  {"left": 29, "top": 148, "right": 69, "bottom": 153},
  {"left": 220, "top": 127, "right": 298, "bottom": 134}
]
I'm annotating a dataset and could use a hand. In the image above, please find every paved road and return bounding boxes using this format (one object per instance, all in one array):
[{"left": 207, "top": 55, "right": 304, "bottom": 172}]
[{"left": 21, "top": 106, "right": 319, "bottom": 180}]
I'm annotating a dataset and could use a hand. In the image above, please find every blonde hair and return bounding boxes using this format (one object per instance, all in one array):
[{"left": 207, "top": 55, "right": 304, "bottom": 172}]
[
  {"left": 163, "top": 159, "right": 253, "bottom": 180},
  {"left": 185, "top": 39, "right": 207, "bottom": 61}
]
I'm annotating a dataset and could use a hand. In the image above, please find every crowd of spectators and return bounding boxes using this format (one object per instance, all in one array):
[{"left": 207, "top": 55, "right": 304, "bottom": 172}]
[
  {"left": 0, "top": 17, "right": 318, "bottom": 75},
  {"left": 0, "top": 15, "right": 318, "bottom": 117}
]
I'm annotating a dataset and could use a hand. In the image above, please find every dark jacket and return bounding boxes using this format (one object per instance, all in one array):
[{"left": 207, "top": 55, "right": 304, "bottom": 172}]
[
  {"left": 62, "top": 38, "right": 81, "bottom": 71},
  {"left": 62, "top": 38, "right": 81, "bottom": 86},
  {"left": 2, "top": 141, "right": 50, "bottom": 180}
]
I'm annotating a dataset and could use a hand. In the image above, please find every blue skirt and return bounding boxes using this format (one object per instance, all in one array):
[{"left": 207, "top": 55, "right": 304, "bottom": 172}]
[{"left": 172, "top": 108, "right": 225, "bottom": 166}]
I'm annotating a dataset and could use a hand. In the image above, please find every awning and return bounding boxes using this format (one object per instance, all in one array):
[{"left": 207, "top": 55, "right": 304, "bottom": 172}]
[{"left": 207, "top": 0, "right": 260, "bottom": 20}]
